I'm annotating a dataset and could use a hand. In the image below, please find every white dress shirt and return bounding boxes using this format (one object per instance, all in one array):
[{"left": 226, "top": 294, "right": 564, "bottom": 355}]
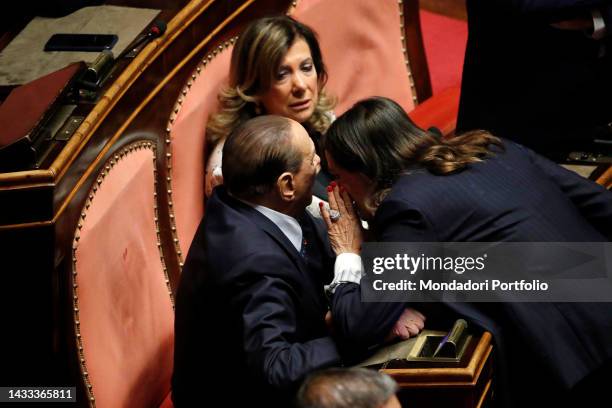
[{"left": 242, "top": 200, "right": 363, "bottom": 294}]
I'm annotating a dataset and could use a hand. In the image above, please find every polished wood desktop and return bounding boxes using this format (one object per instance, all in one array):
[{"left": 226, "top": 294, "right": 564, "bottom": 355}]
[{"left": 385, "top": 331, "right": 494, "bottom": 408}]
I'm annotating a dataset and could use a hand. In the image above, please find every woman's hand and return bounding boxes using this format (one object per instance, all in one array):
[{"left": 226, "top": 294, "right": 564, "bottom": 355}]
[
  {"left": 385, "top": 308, "right": 426, "bottom": 341},
  {"left": 319, "top": 182, "right": 363, "bottom": 255}
]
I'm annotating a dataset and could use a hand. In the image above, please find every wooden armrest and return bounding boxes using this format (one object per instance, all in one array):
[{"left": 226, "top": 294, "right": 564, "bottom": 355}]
[{"left": 409, "top": 86, "right": 460, "bottom": 137}]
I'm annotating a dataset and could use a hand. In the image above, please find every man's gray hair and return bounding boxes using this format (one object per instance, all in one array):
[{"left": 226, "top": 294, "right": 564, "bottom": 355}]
[{"left": 296, "top": 368, "right": 399, "bottom": 408}]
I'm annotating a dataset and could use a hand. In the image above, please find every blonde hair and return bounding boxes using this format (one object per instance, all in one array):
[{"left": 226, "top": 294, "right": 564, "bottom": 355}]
[{"left": 206, "top": 16, "right": 335, "bottom": 155}]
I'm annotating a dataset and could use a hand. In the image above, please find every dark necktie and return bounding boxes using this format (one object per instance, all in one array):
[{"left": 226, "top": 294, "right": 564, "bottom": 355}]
[{"left": 298, "top": 216, "right": 314, "bottom": 262}]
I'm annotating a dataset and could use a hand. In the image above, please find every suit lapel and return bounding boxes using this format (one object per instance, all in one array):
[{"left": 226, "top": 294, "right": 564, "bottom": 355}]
[
  {"left": 306, "top": 214, "right": 335, "bottom": 260},
  {"left": 221, "top": 190, "right": 310, "bottom": 277}
]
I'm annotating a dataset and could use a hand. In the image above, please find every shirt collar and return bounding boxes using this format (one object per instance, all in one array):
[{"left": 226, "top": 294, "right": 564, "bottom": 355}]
[{"left": 240, "top": 200, "right": 303, "bottom": 252}]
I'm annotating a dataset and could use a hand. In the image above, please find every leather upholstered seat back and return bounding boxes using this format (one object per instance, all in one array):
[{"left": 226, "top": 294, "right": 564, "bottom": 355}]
[{"left": 71, "top": 141, "right": 175, "bottom": 407}]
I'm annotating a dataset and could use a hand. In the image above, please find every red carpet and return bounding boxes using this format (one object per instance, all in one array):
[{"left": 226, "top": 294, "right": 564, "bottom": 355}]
[{"left": 419, "top": 10, "right": 468, "bottom": 95}]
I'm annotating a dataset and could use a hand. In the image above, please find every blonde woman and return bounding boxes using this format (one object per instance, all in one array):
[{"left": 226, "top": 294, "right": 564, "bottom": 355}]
[{"left": 205, "top": 16, "right": 336, "bottom": 205}]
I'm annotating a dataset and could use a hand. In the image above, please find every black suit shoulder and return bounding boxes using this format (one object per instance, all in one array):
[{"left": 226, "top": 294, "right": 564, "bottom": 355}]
[{"left": 373, "top": 141, "right": 610, "bottom": 242}]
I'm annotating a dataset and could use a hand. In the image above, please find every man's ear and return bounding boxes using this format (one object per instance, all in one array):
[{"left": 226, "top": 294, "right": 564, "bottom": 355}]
[{"left": 277, "top": 172, "right": 296, "bottom": 201}]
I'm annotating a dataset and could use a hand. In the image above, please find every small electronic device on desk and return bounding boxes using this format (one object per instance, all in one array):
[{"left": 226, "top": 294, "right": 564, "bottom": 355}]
[
  {"left": 358, "top": 320, "right": 494, "bottom": 408},
  {"left": 44, "top": 34, "right": 118, "bottom": 52}
]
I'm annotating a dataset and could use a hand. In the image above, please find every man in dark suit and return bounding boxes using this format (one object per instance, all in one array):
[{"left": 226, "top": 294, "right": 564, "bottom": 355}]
[
  {"left": 171, "top": 115, "right": 408, "bottom": 407},
  {"left": 457, "top": 0, "right": 612, "bottom": 160}
]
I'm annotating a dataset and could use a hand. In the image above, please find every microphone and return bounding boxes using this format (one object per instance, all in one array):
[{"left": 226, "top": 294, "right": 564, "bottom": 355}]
[{"left": 121, "top": 20, "right": 167, "bottom": 58}]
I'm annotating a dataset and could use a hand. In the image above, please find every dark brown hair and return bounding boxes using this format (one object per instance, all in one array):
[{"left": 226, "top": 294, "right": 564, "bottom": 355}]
[
  {"left": 323, "top": 97, "right": 502, "bottom": 203},
  {"left": 222, "top": 115, "right": 302, "bottom": 199}
]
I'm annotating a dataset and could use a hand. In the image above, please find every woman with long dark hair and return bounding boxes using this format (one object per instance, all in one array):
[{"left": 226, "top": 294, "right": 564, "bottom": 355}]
[{"left": 321, "top": 96, "right": 612, "bottom": 407}]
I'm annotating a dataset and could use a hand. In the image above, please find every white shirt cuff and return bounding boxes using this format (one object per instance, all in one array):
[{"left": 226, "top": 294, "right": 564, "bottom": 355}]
[
  {"left": 325, "top": 253, "right": 363, "bottom": 295},
  {"left": 592, "top": 9, "right": 606, "bottom": 40}
]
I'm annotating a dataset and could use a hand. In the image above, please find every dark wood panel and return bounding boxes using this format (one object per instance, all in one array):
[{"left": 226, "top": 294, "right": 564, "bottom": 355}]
[{"left": 421, "top": 0, "right": 467, "bottom": 21}]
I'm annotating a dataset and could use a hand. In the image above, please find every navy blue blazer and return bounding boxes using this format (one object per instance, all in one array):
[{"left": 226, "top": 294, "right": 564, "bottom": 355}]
[
  {"left": 172, "top": 188, "right": 340, "bottom": 407},
  {"left": 332, "top": 141, "right": 612, "bottom": 406}
]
